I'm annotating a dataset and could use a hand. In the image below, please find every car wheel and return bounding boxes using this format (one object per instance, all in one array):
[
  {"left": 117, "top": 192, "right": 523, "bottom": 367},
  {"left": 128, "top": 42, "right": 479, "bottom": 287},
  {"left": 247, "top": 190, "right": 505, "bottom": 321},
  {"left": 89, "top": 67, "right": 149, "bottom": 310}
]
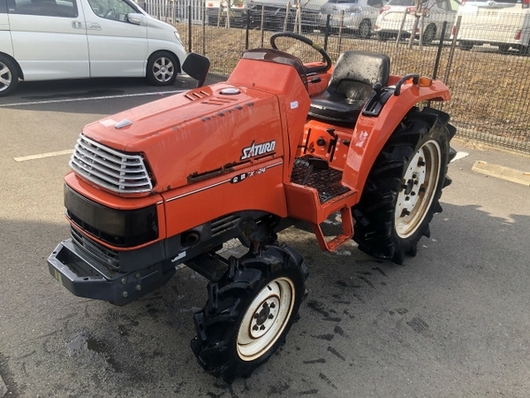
[
  {"left": 517, "top": 45, "right": 529, "bottom": 55},
  {"left": 377, "top": 32, "right": 392, "bottom": 41},
  {"left": 498, "top": 44, "right": 510, "bottom": 53},
  {"left": 0, "top": 55, "right": 19, "bottom": 97},
  {"left": 422, "top": 24, "right": 436, "bottom": 45},
  {"left": 459, "top": 41, "right": 473, "bottom": 51},
  {"left": 146, "top": 51, "right": 179, "bottom": 86},
  {"left": 358, "top": 19, "right": 371, "bottom": 39}
]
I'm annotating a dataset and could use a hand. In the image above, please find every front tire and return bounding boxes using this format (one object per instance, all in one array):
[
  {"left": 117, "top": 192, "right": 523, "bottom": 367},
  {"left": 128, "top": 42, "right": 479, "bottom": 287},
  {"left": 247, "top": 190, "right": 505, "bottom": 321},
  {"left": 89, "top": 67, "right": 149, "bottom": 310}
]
[
  {"left": 191, "top": 244, "right": 309, "bottom": 383},
  {"left": 0, "top": 55, "right": 19, "bottom": 97},
  {"left": 146, "top": 51, "right": 179, "bottom": 86},
  {"left": 352, "top": 110, "right": 452, "bottom": 264}
]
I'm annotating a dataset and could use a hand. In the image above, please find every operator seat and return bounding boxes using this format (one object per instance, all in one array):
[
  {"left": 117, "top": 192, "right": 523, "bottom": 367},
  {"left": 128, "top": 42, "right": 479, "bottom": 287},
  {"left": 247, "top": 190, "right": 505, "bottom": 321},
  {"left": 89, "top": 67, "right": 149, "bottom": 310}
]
[{"left": 308, "top": 51, "right": 390, "bottom": 124}]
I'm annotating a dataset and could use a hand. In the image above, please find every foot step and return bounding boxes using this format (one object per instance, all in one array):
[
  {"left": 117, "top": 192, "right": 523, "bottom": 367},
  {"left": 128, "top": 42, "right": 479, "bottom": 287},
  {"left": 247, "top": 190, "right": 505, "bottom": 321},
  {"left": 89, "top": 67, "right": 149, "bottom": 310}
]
[{"left": 291, "top": 158, "right": 350, "bottom": 203}]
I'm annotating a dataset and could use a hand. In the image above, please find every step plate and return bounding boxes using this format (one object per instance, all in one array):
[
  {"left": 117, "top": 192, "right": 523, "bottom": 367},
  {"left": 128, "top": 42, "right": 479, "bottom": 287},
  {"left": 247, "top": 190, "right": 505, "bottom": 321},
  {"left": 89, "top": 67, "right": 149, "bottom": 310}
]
[{"left": 291, "top": 158, "right": 350, "bottom": 204}]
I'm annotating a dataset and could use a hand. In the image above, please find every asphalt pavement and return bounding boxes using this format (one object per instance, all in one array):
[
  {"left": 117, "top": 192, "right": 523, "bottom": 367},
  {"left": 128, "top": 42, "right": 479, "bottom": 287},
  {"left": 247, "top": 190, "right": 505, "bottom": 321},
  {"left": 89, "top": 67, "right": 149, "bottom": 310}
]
[{"left": 1, "top": 76, "right": 529, "bottom": 398}]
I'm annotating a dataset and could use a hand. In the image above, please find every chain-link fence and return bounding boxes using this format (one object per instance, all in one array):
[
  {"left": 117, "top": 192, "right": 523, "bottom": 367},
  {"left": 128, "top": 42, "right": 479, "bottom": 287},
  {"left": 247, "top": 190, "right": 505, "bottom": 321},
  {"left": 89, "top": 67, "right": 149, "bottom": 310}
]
[{"left": 145, "top": 0, "right": 530, "bottom": 154}]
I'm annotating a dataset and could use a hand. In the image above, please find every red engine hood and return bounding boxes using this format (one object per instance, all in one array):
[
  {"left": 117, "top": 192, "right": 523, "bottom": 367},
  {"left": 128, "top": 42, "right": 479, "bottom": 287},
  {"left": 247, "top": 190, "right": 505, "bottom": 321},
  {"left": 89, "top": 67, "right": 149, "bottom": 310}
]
[{"left": 81, "top": 82, "right": 285, "bottom": 192}]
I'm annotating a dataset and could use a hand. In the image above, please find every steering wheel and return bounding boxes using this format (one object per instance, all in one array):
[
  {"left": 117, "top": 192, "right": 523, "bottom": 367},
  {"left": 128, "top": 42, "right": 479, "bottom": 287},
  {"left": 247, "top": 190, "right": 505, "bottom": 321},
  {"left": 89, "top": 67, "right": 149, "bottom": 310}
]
[
  {"left": 104, "top": 8, "right": 116, "bottom": 18},
  {"left": 270, "top": 32, "right": 332, "bottom": 75}
]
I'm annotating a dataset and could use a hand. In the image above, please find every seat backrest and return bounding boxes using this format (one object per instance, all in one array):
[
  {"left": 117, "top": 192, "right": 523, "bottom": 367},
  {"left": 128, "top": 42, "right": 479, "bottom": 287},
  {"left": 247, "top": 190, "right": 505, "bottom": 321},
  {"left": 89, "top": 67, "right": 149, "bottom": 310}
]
[{"left": 328, "top": 51, "right": 390, "bottom": 102}]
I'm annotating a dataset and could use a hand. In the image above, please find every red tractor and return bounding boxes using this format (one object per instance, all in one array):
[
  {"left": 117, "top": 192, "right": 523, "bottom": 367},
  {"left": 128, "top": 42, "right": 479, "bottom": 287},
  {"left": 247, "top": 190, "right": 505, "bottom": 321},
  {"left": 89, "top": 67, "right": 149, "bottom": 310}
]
[{"left": 48, "top": 32, "right": 455, "bottom": 383}]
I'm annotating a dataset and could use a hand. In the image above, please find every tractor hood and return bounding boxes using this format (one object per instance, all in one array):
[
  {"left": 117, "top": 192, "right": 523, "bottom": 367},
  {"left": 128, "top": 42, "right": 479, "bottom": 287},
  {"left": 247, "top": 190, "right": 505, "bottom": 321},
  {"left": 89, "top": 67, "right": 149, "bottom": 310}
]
[{"left": 79, "top": 82, "right": 284, "bottom": 193}]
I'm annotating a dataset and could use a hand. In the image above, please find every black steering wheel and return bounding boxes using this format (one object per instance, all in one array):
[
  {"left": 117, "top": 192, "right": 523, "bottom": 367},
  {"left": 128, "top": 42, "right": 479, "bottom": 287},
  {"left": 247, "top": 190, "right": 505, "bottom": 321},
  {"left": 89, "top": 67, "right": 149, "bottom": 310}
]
[{"left": 270, "top": 32, "right": 332, "bottom": 75}]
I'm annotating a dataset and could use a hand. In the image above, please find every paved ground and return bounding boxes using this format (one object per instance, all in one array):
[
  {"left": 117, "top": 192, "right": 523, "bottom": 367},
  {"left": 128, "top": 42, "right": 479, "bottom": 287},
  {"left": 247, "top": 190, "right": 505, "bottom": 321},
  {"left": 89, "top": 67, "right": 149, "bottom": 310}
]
[{"left": 1, "top": 76, "right": 529, "bottom": 398}]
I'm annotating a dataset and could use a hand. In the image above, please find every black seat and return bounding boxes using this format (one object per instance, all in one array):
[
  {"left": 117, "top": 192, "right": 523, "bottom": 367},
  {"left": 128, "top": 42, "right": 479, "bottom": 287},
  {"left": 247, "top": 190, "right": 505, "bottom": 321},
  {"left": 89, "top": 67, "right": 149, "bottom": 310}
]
[{"left": 308, "top": 51, "right": 391, "bottom": 124}]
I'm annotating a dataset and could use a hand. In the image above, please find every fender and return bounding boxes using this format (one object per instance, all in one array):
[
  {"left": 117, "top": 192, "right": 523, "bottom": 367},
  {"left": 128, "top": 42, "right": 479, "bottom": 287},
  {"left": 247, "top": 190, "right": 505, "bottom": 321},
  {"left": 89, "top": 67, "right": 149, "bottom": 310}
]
[{"left": 341, "top": 79, "right": 451, "bottom": 192}]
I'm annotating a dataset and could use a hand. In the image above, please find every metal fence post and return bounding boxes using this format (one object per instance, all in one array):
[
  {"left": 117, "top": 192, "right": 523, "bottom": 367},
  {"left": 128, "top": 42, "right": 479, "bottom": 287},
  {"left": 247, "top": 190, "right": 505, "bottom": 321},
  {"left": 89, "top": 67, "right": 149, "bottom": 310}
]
[
  {"left": 432, "top": 21, "right": 447, "bottom": 80},
  {"left": 396, "top": 8, "right": 408, "bottom": 48},
  {"left": 337, "top": 10, "right": 344, "bottom": 53},
  {"left": 188, "top": 4, "right": 192, "bottom": 53},
  {"left": 260, "top": 6, "right": 265, "bottom": 47},
  {"left": 259, "top": 5, "right": 265, "bottom": 47},
  {"left": 245, "top": 9, "right": 250, "bottom": 50},
  {"left": 323, "top": 14, "right": 330, "bottom": 51},
  {"left": 283, "top": 2, "right": 291, "bottom": 31},
  {"left": 443, "top": 15, "right": 461, "bottom": 86},
  {"left": 202, "top": 2, "right": 206, "bottom": 55}
]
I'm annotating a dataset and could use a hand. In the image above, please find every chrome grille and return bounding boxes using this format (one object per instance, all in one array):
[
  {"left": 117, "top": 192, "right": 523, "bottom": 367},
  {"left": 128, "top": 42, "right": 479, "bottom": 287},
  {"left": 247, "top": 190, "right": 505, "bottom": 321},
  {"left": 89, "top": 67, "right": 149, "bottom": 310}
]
[{"left": 70, "top": 134, "right": 153, "bottom": 194}]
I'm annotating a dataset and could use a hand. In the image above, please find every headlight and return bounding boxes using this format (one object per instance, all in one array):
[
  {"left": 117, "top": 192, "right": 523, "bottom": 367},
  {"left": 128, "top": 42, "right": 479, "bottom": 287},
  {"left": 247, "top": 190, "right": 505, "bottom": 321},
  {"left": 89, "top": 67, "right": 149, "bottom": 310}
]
[
  {"left": 174, "top": 31, "right": 182, "bottom": 44},
  {"left": 65, "top": 185, "right": 159, "bottom": 247}
]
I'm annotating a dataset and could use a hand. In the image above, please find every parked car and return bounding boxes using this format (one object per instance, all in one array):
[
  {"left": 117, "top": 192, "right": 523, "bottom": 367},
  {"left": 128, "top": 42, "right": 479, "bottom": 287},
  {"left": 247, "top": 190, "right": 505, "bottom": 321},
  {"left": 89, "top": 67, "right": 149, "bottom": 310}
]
[
  {"left": 453, "top": 0, "right": 530, "bottom": 53},
  {"left": 0, "top": 0, "right": 187, "bottom": 96},
  {"left": 374, "top": 0, "right": 456, "bottom": 44},
  {"left": 246, "top": 0, "right": 324, "bottom": 32},
  {"left": 318, "top": 0, "right": 385, "bottom": 38},
  {"left": 205, "top": 0, "right": 245, "bottom": 27}
]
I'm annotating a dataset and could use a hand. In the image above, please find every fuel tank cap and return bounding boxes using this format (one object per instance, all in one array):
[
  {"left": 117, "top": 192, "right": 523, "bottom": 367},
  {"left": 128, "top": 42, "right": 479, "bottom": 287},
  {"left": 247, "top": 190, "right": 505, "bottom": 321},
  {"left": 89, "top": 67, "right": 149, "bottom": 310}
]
[{"left": 220, "top": 87, "right": 241, "bottom": 95}]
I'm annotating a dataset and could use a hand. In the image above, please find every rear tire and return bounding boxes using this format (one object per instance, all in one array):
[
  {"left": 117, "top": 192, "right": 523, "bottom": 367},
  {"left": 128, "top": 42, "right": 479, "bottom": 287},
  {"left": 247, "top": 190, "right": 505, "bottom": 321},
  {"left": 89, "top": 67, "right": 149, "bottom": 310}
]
[
  {"left": 191, "top": 244, "right": 309, "bottom": 383},
  {"left": 146, "top": 51, "right": 179, "bottom": 86},
  {"left": 0, "top": 55, "right": 19, "bottom": 97},
  {"left": 352, "top": 110, "right": 452, "bottom": 264}
]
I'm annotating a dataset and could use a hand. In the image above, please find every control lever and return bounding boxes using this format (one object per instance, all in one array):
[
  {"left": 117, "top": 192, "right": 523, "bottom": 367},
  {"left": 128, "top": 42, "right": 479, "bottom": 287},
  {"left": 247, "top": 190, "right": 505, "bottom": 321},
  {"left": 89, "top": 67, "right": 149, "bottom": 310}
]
[{"left": 326, "top": 128, "right": 338, "bottom": 162}]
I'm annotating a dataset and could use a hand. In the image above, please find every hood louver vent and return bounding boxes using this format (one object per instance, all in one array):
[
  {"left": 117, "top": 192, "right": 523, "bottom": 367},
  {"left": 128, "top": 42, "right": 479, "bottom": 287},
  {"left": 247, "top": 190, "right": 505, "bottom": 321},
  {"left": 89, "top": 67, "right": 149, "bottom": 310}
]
[{"left": 185, "top": 90, "right": 211, "bottom": 101}]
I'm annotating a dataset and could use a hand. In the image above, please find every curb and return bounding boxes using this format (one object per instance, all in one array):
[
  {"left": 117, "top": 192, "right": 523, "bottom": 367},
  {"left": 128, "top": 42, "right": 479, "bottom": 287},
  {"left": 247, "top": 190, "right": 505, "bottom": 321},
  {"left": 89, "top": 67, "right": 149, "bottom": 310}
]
[{"left": 472, "top": 161, "right": 530, "bottom": 186}]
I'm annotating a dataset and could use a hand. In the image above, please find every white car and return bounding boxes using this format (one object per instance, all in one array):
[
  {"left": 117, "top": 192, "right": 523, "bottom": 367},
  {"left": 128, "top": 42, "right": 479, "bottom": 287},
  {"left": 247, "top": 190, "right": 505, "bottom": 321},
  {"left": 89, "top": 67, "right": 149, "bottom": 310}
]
[
  {"left": 0, "top": 0, "right": 187, "bottom": 96},
  {"left": 374, "top": 0, "right": 456, "bottom": 44},
  {"left": 454, "top": 0, "right": 530, "bottom": 53},
  {"left": 318, "top": 0, "right": 385, "bottom": 38},
  {"left": 205, "top": 0, "right": 245, "bottom": 27}
]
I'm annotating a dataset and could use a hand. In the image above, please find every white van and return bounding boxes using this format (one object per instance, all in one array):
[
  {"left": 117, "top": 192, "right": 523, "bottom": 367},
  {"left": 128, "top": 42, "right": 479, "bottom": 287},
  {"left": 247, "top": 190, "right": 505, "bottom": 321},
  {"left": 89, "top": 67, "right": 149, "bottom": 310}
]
[
  {"left": 0, "top": 0, "right": 187, "bottom": 96},
  {"left": 454, "top": 0, "right": 530, "bottom": 53}
]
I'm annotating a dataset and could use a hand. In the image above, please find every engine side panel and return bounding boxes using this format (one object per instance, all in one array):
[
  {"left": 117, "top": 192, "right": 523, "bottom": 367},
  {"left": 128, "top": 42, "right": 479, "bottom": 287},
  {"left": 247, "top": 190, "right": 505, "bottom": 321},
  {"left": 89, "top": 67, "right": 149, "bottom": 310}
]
[{"left": 162, "top": 157, "right": 287, "bottom": 237}]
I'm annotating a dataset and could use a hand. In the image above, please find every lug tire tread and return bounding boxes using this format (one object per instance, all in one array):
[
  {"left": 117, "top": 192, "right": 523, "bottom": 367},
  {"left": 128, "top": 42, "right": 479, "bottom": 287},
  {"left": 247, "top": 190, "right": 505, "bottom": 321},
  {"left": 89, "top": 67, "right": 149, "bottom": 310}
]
[
  {"left": 191, "top": 244, "right": 308, "bottom": 383},
  {"left": 352, "top": 109, "right": 453, "bottom": 264}
]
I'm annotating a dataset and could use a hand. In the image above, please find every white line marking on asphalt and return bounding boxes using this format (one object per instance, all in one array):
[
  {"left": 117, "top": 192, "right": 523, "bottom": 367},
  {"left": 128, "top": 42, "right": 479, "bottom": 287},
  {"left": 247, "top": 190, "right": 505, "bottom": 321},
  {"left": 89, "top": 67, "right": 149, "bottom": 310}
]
[
  {"left": 14, "top": 149, "right": 74, "bottom": 162},
  {"left": 451, "top": 151, "right": 469, "bottom": 162},
  {"left": 0, "top": 90, "right": 183, "bottom": 108}
]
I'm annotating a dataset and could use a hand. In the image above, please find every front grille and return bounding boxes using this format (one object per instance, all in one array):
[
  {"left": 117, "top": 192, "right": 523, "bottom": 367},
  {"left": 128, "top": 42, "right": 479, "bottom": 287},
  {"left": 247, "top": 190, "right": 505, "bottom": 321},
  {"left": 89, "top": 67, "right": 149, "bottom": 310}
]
[{"left": 70, "top": 134, "right": 153, "bottom": 194}]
